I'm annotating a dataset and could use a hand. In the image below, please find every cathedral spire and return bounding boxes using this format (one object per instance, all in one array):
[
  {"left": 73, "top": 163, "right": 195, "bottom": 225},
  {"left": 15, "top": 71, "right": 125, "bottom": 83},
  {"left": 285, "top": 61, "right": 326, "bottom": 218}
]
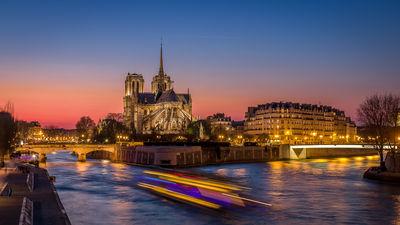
[{"left": 158, "top": 41, "right": 164, "bottom": 76}]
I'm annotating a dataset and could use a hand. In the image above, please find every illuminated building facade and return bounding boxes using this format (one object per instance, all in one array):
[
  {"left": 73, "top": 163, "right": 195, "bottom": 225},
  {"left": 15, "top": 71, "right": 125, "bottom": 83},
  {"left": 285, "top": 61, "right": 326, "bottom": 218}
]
[
  {"left": 123, "top": 44, "right": 192, "bottom": 134},
  {"left": 206, "top": 113, "right": 233, "bottom": 133},
  {"left": 244, "top": 102, "right": 357, "bottom": 144}
]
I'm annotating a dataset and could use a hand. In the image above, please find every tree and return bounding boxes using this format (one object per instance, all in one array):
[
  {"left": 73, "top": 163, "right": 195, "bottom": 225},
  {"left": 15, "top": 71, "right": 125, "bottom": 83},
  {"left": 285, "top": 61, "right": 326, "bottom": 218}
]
[
  {"left": 186, "top": 120, "right": 211, "bottom": 141},
  {"left": 93, "top": 117, "right": 129, "bottom": 144},
  {"left": 0, "top": 111, "right": 16, "bottom": 167},
  {"left": 257, "top": 133, "right": 270, "bottom": 143},
  {"left": 75, "top": 116, "right": 96, "bottom": 142},
  {"left": 357, "top": 94, "right": 400, "bottom": 168},
  {"left": 243, "top": 133, "right": 254, "bottom": 142},
  {"left": 15, "top": 120, "right": 40, "bottom": 144},
  {"left": 105, "top": 113, "right": 124, "bottom": 123}
]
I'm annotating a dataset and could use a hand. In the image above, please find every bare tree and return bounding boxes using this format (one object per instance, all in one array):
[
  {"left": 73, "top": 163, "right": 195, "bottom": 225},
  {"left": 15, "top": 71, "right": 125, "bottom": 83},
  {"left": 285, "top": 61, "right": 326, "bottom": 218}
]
[{"left": 357, "top": 94, "right": 400, "bottom": 168}]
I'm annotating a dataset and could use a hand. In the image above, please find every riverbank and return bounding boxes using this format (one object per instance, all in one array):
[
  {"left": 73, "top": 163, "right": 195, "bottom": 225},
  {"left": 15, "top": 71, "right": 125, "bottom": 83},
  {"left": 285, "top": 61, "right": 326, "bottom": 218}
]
[
  {"left": 113, "top": 145, "right": 377, "bottom": 168},
  {"left": 363, "top": 152, "right": 400, "bottom": 183},
  {"left": 44, "top": 152, "right": 399, "bottom": 225},
  {"left": 0, "top": 162, "right": 70, "bottom": 225},
  {"left": 364, "top": 167, "right": 400, "bottom": 183}
]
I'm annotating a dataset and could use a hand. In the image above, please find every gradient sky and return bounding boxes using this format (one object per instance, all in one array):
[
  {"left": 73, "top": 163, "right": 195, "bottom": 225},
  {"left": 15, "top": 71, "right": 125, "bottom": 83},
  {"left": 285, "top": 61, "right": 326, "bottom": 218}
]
[{"left": 1, "top": 0, "right": 400, "bottom": 128}]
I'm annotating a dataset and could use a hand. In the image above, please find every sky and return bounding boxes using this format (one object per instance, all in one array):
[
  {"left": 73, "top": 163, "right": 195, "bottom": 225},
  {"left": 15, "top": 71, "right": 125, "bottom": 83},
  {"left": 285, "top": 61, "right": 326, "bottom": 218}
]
[{"left": 1, "top": 0, "right": 400, "bottom": 128}]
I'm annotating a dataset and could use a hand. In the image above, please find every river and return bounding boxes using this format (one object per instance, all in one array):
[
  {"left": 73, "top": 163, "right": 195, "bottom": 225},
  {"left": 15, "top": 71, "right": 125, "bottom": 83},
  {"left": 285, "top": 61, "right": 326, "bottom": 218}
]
[{"left": 43, "top": 152, "right": 400, "bottom": 225}]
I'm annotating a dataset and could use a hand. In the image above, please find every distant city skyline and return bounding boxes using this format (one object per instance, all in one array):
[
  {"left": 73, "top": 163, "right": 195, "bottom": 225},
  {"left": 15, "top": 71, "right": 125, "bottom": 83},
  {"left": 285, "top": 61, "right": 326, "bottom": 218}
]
[{"left": 1, "top": 0, "right": 400, "bottom": 128}]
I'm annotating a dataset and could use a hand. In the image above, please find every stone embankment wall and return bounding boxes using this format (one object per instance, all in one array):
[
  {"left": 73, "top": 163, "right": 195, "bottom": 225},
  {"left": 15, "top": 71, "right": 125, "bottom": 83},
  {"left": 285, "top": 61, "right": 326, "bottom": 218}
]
[
  {"left": 116, "top": 144, "right": 379, "bottom": 167},
  {"left": 279, "top": 144, "right": 377, "bottom": 160},
  {"left": 305, "top": 148, "right": 376, "bottom": 158},
  {"left": 199, "top": 146, "right": 280, "bottom": 166},
  {"left": 86, "top": 150, "right": 113, "bottom": 160},
  {"left": 385, "top": 152, "right": 400, "bottom": 173},
  {"left": 0, "top": 164, "right": 71, "bottom": 225},
  {"left": 115, "top": 145, "right": 280, "bottom": 167}
]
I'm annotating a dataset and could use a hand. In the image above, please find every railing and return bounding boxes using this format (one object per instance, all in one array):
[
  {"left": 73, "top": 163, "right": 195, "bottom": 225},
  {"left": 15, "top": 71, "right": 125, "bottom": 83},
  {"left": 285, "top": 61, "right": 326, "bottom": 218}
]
[
  {"left": 26, "top": 172, "right": 34, "bottom": 192},
  {"left": 19, "top": 197, "right": 33, "bottom": 225},
  {"left": 43, "top": 169, "right": 72, "bottom": 225}
]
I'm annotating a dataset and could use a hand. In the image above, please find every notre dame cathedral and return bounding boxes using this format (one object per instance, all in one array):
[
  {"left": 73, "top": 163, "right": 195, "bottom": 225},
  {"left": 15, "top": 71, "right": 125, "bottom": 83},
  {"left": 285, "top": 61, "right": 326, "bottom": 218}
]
[{"left": 123, "top": 44, "right": 192, "bottom": 134}]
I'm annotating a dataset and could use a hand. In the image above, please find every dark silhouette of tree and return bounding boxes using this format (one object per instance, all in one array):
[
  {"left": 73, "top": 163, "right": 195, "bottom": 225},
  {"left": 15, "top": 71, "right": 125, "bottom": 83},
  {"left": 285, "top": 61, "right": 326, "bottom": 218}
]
[
  {"left": 257, "top": 133, "right": 270, "bottom": 143},
  {"left": 357, "top": 94, "right": 400, "bottom": 167},
  {"left": 186, "top": 120, "right": 211, "bottom": 141},
  {"left": 15, "top": 120, "right": 40, "bottom": 144},
  {"left": 75, "top": 116, "right": 96, "bottom": 142},
  {"left": 105, "top": 113, "right": 124, "bottom": 123},
  {"left": 0, "top": 111, "right": 16, "bottom": 167},
  {"left": 93, "top": 117, "right": 129, "bottom": 144}
]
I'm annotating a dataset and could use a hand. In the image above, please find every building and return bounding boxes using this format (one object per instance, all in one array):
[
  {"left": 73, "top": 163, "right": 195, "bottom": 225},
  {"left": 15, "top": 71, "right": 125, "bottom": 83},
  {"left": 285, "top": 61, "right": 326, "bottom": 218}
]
[
  {"left": 206, "top": 113, "right": 233, "bottom": 133},
  {"left": 123, "top": 44, "right": 192, "bottom": 134},
  {"left": 244, "top": 102, "right": 357, "bottom": 144},
  {"left": 204, "top": 113, "right": 245, "bottom": 144}
]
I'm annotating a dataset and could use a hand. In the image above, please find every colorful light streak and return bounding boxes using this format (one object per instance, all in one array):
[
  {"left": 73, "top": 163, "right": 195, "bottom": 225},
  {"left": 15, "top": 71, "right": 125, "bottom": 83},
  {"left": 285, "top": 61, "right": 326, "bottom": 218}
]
[{"left": 137, "top": 169, "right": 271, "bottom": 210}]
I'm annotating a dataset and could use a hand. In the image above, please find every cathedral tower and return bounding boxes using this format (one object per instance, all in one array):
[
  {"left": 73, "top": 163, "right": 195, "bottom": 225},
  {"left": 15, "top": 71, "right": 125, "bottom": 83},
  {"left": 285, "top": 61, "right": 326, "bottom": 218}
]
[
  {"left": 125, "top": 73, "right": 144, "bottom": 97},
  {"left": 123, "top": 43, "right": 192, "bottom": 135},
  {"left": 123, "top": 73, "right": 144, "bottom": 132},
  {"left": 151, "top": 43, "right": 173, "bottom": 94}
]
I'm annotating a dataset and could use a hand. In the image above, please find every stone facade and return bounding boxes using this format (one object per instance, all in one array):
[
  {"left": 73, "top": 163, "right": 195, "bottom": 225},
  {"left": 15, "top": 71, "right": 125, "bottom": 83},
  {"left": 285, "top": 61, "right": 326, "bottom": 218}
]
[
  {"left": 206, "top": 113, "right": 233, "bottom": 133},
  {"left": 244, "top": 102, "right": 357, "bottom": 144},
  {"left": 123, "top": 44, "right": 192, "bottom": 134}
]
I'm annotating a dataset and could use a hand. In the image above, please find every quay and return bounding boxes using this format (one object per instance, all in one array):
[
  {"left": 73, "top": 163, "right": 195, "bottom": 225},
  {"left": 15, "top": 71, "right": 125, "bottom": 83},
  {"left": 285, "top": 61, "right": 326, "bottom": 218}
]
[
  {"left": 114, "top": 144, "right": 378, "bottom": 167},
  {"left": 0, "top": 163, "right": 70, "bottom": 225},
  {"left": 17, "top": 143, "right": 378, "bottom": 167}
]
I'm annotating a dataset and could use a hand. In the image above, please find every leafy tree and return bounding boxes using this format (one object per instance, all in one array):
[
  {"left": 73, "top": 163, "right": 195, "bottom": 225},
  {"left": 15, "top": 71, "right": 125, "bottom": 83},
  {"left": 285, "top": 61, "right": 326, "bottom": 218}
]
[
  {"left": 357, "top": 94, "right": 400, "bottom": 168},
  {"left": 0, "top": 111, "right": 16, "bottom": 167},
  {"left": 75, "top": 116, "right": 96, "bottom": 142},
  {"left": 186, "top": 120, "right": 211, "bottom": 141},
  {"left": 243, "top": 133, "right": 254, "bottom": 142},
  {"left": 93, "top": 117, "right": 129, "bottom": 144}
]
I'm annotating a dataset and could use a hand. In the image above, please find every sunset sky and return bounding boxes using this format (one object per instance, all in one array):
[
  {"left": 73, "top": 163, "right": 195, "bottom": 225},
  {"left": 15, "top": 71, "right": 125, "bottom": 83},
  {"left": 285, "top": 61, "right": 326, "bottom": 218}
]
[{"left": 1, "top": 0, "right": 400, "bottom": 128}]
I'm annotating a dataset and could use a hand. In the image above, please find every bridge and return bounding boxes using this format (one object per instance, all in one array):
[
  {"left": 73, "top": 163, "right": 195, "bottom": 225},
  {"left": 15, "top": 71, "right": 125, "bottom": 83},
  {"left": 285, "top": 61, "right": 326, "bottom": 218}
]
[
  {"left": 16, "top": 144, "right": 118, "bottom": 162},
  {"left": 280, "top": 144, "right": 380, "bottom": 160},
  {"left": 16, "top": 143, "right": 382, "bottom": 164}
]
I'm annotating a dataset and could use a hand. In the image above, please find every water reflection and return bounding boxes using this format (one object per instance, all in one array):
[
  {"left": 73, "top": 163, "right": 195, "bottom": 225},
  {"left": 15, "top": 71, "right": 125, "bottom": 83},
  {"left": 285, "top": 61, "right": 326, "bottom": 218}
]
[{"left": 44, "top": 153, "right": 399, "bottom": 225}]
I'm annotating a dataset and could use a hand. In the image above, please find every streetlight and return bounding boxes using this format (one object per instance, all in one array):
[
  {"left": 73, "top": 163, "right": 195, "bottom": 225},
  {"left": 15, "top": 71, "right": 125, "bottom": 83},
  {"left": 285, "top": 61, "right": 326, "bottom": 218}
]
[{"left": 218, "top": 135, "right": 224, "bottom": 141}]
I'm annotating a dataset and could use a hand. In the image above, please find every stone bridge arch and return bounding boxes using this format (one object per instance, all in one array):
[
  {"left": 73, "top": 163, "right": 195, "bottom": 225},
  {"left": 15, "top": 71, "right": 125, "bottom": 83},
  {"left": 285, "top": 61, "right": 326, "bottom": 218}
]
[{"left": 16, "top": 144, "right": 117, "bottom": 162}]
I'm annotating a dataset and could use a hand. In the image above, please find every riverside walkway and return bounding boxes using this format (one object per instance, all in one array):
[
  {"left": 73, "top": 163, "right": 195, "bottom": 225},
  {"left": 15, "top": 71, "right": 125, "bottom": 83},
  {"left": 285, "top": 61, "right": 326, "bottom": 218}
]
[{"left": 0, "top": 162, "right": 70, "bottom": 225}]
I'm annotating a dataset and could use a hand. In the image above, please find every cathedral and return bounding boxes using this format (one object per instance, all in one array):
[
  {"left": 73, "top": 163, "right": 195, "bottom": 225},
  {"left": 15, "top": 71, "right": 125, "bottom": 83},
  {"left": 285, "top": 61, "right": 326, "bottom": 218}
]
[{"left": 123, "top": 44, "right": 192, "bottom": 134}]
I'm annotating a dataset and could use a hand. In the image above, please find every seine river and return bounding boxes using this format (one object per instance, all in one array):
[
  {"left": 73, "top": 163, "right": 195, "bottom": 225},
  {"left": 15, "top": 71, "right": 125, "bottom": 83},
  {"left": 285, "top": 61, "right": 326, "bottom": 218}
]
[{"left": 43, "top": 152, "right": 400, "bottom": 225}]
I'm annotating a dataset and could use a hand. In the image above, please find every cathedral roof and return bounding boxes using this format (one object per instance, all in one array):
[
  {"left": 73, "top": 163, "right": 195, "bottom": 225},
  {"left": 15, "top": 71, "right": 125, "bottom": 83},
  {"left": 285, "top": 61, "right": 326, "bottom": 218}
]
[
  {"left": 156, "top": 89, "right": 179, "bottom": 103},
  {"left": 137, "top": 90, "right": 191, "bottom": 105},
  {"left": 138, "top": 93, "right": 156, "bottom": 104},
  {"left": 177, "top": 94, "right": 191, "bottom": 104}
]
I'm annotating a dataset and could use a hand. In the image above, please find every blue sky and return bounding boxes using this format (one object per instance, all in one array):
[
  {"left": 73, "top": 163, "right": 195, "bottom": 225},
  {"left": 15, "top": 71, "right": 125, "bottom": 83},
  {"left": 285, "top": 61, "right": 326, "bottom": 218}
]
[{"left": 1, "top": 0, "right": 399, "bottom": 127}]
